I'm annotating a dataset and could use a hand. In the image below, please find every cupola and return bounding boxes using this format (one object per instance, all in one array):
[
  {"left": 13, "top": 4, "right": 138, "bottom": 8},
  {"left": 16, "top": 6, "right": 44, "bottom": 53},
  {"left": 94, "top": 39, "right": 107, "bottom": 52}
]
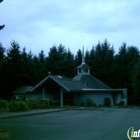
[{"left": 76, "top": 47, "right": 91, "bottom": 75}]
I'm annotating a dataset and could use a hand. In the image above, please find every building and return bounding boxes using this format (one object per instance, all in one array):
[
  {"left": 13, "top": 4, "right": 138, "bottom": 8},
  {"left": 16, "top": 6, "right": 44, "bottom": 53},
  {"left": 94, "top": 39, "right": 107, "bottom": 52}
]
[{"left": 13, "top": 48, "right": 127, "bottom": 107}]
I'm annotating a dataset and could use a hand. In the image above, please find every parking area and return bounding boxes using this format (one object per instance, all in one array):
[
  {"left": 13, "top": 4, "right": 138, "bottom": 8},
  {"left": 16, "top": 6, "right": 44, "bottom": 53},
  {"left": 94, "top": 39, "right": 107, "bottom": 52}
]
[{"left": 0, "top": 108, "right": 140, "bottom": 140}]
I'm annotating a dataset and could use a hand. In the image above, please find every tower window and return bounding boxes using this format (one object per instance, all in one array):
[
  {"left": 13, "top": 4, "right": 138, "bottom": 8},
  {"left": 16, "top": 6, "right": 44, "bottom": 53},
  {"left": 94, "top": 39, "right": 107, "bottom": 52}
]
[
  {"left": 79, "top": 69, "right": 81, "bottom": 73},
  {"left": 84, "top": 69, "right": 88, "bottom": 73}
]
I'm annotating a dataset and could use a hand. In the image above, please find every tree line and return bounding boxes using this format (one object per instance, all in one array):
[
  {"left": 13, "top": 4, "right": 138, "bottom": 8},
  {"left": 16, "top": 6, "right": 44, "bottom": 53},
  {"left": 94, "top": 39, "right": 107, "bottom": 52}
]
[
  {"left": 0, "top": 39, "right": 140, "bottom": 105},
  {"left": 0, "top": 0, "right": 5, "bottom": 30}
]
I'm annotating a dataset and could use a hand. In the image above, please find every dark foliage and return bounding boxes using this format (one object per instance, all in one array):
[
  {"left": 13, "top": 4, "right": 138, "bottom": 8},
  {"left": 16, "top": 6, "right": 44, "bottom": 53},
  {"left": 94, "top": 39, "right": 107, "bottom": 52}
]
[
  {"left": 8, "top": 100, "right": 28, "bottom": 112},
  {"left": 0, "top": 0, "right": 5, "bottom": 30},
  {"left": 0, "top": 100, "right": 7, "bottom": 109},
  {"left": 104, "top": 97, "right": 111, "bottom": 107},
  {"left": 0, "top": 39, "right": 140, "bottom": 105}
]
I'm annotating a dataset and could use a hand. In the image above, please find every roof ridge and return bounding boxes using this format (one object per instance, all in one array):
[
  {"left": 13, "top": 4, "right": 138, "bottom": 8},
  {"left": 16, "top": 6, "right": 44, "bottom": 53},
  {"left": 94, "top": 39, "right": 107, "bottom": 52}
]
[{"left": 55, "top": 75, "right": 73, "bottom": 81}]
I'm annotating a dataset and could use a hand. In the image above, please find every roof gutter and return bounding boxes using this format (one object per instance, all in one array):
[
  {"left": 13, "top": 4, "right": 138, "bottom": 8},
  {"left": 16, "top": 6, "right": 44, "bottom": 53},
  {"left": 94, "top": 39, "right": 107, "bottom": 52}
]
[{"left": 82, "top": 88, "right": 123, "bottom": 93}]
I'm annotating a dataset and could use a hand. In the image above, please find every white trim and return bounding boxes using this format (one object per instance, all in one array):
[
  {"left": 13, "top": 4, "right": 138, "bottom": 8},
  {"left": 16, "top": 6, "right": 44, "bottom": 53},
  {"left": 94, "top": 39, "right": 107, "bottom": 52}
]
[{"left": 60, "top": 87, "right": 63, "bottom": 107}]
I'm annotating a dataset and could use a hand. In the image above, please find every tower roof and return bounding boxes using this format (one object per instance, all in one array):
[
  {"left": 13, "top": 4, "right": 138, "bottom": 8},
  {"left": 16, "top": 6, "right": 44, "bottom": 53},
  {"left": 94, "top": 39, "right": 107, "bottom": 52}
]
[{"left": 76, "top": 63, "right": 91, "bottom": 69}]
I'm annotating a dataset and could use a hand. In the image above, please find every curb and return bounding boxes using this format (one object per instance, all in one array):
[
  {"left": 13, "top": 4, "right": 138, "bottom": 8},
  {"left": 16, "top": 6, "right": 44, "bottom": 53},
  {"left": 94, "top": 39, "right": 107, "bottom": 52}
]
[
  {"left": 0, "top": 108, "right": 104, "bottom": 119},
  {"left": 0, "top": 109, "right": 66, "bottom": 119}
]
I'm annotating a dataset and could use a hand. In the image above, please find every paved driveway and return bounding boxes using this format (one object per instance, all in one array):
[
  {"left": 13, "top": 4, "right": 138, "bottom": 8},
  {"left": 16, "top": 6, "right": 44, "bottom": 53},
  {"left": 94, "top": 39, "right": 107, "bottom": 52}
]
[{"left": 0, "top": 108, "right": 140, "bottom": 140}]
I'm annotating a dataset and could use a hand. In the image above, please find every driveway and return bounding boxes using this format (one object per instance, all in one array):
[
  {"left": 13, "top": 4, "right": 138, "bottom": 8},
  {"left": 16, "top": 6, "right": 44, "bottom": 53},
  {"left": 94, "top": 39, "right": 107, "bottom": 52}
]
[{"left": 0, "top": 108, "right": 139, "bottom": 140}]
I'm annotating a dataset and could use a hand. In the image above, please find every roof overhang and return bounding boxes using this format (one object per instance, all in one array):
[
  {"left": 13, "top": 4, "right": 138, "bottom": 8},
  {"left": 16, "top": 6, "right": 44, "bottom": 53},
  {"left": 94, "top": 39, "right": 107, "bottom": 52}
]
[
  {"left": 31, "top": 75, "right": 70, "bottom": 92},
  {"left": 82, "top": 88, "right": 123, "bottom": 93}
]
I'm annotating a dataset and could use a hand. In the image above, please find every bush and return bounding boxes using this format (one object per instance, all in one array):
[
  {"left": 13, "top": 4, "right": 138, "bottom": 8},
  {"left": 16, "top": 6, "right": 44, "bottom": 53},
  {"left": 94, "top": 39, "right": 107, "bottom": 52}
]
[
  {"left": 38, "top": 98, "right": 50, "bottom": 108},
  {"left": 15, "top": 96, "right": 25, "bottom": 101},
  {"left": 8, "top": 101, "right": 28, "bottom": 112},
  {"left": 0, "top": 108, "right": 7, "bottom": 113},
  {"left": 86, "top": 98, "right": 95, "bottom": 107},
  {"left": 119, "top": 101, "right": 125, "bottom": 106},
  {"left": 104, "top": 97, "right": 111, "bottom": 107},
  {"left": 0, "top": 100, "right": 8, "bottom": 109},
  {"left": 80, "top": 102, "right": 85, "bottom": 106},
  {"left": 92, "top": 102, "right": 96, "bottom": 107},
  {"left": 26, "top": 99, "right": 38, "bottom": 109}
]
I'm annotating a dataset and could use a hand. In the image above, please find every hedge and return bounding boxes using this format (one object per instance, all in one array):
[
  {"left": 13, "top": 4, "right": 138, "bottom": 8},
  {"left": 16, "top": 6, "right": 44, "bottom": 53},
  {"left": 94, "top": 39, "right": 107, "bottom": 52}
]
[
  {"left": 0, "top": 100, "right": 8, "bottom": 109},
  {"left": 8, "top": 101, "right": 28, "bottom": 112}
]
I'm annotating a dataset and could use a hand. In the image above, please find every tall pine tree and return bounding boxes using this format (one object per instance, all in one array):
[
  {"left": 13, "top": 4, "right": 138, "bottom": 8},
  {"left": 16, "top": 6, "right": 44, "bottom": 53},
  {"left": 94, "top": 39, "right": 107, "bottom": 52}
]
[{"left": 0, "top": 0, "right": 5, "bottom": 30}]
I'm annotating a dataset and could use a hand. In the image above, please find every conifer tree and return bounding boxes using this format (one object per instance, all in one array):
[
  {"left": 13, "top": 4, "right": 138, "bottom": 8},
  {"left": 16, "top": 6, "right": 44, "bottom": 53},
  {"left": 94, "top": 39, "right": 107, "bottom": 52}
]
[{"left": 0, "top": 0, "right": 5, "bottom": 30}]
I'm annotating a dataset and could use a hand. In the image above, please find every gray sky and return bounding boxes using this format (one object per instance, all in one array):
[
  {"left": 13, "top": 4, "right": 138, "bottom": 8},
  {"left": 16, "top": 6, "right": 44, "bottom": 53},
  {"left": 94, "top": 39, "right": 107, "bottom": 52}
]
[{"left": 0, "top": 0, "right": 140, "bottom": 55}]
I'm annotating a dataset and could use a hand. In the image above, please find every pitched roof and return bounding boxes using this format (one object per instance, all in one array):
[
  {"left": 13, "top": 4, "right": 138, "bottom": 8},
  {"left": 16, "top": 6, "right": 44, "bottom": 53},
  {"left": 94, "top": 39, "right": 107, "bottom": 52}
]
[
  {"left": 31, "top": 75, "right": 88, "bottom": 92},
  {"left": 73, "top": 74, "right": 111, "bottom": 89},
  {"left": 76, "top": 63, "right": 91, "bottom": 69},
  {"left": 12, "top": 86, "right": 33, "bottom": 94},
  {"left": 31, "top": 73, "right": 111, "bottom": 93}
]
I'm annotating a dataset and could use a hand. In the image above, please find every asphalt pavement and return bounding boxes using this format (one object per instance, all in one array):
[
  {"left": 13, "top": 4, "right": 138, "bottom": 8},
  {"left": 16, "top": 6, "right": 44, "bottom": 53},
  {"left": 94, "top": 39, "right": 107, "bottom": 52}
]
[
  {"left": 0, "top": 108, "right": 66, "bottom": 119},
  {"left": 0, "top": 108, "right": 140, "bottom": 140}
]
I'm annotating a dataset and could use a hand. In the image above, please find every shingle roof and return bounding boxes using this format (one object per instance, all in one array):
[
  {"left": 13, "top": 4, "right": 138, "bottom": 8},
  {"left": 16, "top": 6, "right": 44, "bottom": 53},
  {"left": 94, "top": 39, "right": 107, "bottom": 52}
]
[
  {"left": 12, "top": 86, "right": 33, "bottom": 94},
  {"left": 31, "top": 73, "right": 111, "bottom": 93},
  {"left": 73, "top": 74, "right": 111, "bottom": 89},
  {"left": 31, "top": 75, "right": 88, "bottom": 92},
  {"left": 76, "top": 63, "right": 91, "bottom": 69}
]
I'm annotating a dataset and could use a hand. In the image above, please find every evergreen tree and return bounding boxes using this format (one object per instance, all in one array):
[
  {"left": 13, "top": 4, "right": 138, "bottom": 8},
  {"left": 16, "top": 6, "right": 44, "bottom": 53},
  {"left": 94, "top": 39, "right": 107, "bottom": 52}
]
[
  {"left": 0, "top": 0, "right": 5, "bottom": 30},
  {"left": 131, "top": 61, "right": 140, "bottom": 104},
  {"left": 75, "top": 49, "right": 82, "bottom": 66},
  {"left": 85, "top": 50, "right": 90, "bottom": 65},
  {"left": 39, "top": 50, "right": 45, "bottom": 63},
  {"left": 65, "top": 48, "right": 75, "bottom": 77},
  {"left": 46, "top": 44, "right": 74, "bottom": 76},
  {"left": 92, "top": 39, "right": 115, "bottom": 86},
  {"left": 2, "top": 41, "right": 22, "bottom": 98},
  {"left": 0, "top": 43, "right": 5, "bottom": 98},
  {"left": 0, "top": 39, "right": 140, "bottom": 105},
  {"left": 89, "top": 46, "right": 95, "bottom": 75},
  {"left": 114, "top": 43, "right": 139, "bottom": 88},
  {"left": 113, "top": 43, "right": 127, "bottom": 88},
  {"left": 0, "top": 43, "right": 5, "bottom": 61}
]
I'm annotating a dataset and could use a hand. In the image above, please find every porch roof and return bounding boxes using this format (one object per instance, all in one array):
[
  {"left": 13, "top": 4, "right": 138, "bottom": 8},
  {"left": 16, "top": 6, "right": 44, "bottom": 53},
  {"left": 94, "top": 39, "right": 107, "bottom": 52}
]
[
  {"left": 31, "top": 75, "right": 88, "bottom": 92},
  {"left": 12, "top": 86, "right": 33, "bottom": 94}
]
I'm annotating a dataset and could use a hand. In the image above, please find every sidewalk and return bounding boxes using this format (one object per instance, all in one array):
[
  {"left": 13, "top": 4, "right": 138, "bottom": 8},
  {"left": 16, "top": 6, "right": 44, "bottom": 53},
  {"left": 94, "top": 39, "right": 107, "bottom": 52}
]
[{"left": 0, "top": 108, "right": 66, "bottom": 119}]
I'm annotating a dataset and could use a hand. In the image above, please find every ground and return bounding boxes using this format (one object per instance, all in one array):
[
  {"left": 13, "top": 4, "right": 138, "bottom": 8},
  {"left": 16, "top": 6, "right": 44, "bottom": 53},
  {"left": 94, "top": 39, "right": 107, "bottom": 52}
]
[{"left": 0, "top": 108, "right": 140, "bottom": 140}]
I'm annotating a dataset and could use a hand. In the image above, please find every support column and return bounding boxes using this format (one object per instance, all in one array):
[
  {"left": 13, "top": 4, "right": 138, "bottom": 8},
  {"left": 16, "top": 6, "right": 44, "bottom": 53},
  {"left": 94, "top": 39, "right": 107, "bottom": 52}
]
[
  {"left": 42, "top": 86, "right": 45, "bottom": 99},
  {"left": 111, "top": 94, "right": 113, "bottom": 106},
  {"left": 60, "top": 87, "right": 63, "bottom": 108},
  {"left": 122, "top": 88, "right": 127, "bottom": 106},
  {"left": 74, "top": 93, "right": 77, "bottom": 105},
  {"left": 88, "top": 69, "right": 90, "bottom": 74}
]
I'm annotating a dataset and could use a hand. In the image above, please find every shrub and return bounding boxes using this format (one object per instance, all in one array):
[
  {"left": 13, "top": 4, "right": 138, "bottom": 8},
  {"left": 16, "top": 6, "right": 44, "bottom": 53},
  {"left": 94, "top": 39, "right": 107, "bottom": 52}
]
[
  {"left": 0, "top": 100, "right": 8, "bottom": 109},
  {"left": 80, "top": 102, "right": 85, "bottom": 106},
  {"left": 8, "top": 101, "right": 28, "bottom": 112},
  {"left": 119, "top": 101, "right": 125, "bottom": 106},
  {"left": 0, "top": 108, "right": 7, "bottom": 113},
  {"left": 15, "top": 96, "right": 25, "bottom": 101},
  {"left": 86, "top": 98, "right": 94, "bottom": 107},
  {"left": 26, "top": 99, "right": 38, "bottom": 109},
  {"left": 104, "top": 97, "right": 111, "bottom": 107},
  {"left": 38, "top": 98, "right": 50, "bottom": 108},
  {"left": 92, "top": 102, "right": 96, "bottom": 107}
]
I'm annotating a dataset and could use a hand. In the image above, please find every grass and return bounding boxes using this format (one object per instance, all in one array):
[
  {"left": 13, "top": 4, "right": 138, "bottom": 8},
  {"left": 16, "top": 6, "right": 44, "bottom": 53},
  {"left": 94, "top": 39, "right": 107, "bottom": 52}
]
[{"left": 0, "top": 130, "right": 11, "bottom": 139}]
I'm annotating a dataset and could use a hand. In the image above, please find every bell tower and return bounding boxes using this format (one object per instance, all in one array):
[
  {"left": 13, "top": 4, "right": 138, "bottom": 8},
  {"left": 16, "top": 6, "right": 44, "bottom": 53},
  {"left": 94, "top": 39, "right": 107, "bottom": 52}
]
[{"left": 76, "top": 47, "right": 91, "bottom": 75}]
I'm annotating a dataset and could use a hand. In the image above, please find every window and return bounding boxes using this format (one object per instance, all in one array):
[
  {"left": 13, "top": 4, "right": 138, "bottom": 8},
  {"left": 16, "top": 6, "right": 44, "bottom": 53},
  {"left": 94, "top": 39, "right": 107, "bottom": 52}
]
[
  {"left": 79, "top": 69, "right": 81, "bottom": 73},
  {"left": 84, "top": 69, "right": 88, "bottom": 73}
]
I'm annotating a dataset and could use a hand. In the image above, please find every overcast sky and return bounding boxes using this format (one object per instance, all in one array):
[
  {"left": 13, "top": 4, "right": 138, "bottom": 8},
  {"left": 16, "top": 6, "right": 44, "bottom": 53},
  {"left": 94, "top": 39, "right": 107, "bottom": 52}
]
[{"left": 0, "top": 0, "right": 140, "bottom": 55}]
